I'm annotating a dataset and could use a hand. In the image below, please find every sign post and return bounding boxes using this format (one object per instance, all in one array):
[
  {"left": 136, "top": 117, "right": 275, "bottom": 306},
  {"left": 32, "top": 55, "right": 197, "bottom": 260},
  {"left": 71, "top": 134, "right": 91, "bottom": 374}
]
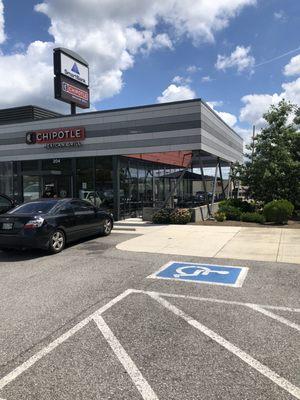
[{"left": 53, "top": 47, "right": 90, "bottom": 114}]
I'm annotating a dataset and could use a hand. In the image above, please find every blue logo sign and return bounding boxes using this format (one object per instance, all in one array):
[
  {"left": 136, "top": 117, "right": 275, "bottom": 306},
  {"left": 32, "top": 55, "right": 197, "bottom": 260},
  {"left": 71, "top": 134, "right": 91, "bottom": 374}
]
[
  {"left": 71, "top": 63, "right": 80, "bottom": 75},
  {"left": 148, "top": 262, "right": 248, "bottom": 287}
]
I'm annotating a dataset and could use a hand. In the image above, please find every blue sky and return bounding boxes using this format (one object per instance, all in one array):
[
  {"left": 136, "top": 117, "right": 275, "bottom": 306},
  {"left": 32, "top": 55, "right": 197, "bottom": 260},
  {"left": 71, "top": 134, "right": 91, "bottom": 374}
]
[{"left": 1, "top": 0, "right": 300, "bottom": 141}]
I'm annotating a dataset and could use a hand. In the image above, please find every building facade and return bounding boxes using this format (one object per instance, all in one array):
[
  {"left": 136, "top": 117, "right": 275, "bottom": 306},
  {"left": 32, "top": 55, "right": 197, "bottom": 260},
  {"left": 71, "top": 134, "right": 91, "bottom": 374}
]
[{"left": 0, "top": 99, "right": 243, "bottom": 220}]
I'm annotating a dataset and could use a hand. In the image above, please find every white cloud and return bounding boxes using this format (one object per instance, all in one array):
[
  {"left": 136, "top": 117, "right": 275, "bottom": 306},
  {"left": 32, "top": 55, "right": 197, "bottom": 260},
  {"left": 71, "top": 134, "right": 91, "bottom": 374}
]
[
  {"left": 239, "top": 53, "right": 300, "bottom": 126},
  {"left": 207, "top": 100, "right": 223, "bottom": 108},
  {"left": 239, "top": 93, "right": 281, "bottom": 127},
  {"left": 207, "top": 101, "right": 237, "bottom": 127},
  {"left": 215, "top": 45, "right": 255, "bottom": 73},
  {"left": 187, "top": 65, "right": 199, "bottom": 73},
  {"left": 283, "top": 54, "right": 300, "bottom": 77},
  {"left": 274, "top": 10, "right": 287, "bottom": 22},
  {"left": 282, "top": 77, "right": 300, "bottom": 104},
  {"left": 202, "top": 75, "right": 212, "bottom": 82},
  {"left": 239, "top": 76, "right": 300, "bottom": 127},
  {"left": 218, "top": 111, "right": 237, "bottom": 127},
  {"left": 157, "top": 84, "right": 196, "bottom": 103},
  {"left": 0, "top": 0, "right": 256, "bottom": 110},
  {"left": 172, "top": 75, "right": 191, "bottom": 85},
  {"left": 235, "top": 126, "right": 253, "bottom": 143}
]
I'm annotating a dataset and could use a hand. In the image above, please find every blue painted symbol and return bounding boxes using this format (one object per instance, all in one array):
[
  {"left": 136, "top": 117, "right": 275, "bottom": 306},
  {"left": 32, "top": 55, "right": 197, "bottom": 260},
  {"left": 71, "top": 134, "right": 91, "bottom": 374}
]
[
  {"left": 71, "top": 63, "right": 80, "bottom": 74},
  {"left": 149, "top": 262, "right": 248, "bottom": 287}
]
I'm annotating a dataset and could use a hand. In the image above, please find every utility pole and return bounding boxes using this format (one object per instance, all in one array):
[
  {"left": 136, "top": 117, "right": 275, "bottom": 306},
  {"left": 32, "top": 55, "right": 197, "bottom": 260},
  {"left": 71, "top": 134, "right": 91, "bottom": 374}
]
[{"left": 252, "top": 125, "right": 256, "bottom": 162}]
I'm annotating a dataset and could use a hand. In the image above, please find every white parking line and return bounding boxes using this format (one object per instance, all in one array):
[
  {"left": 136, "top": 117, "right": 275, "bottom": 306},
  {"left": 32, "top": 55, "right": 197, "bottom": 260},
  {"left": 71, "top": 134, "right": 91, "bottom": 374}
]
[
  {"left": 0, "top": 289, "right": 135, "bottom": 391},
  {"left": 1, "top": 288, "right": 299, "bottom": 400},
  {"left": 246, "top": 304, "right": 300, "bottom": 332},
  {"left": 144, "top": 290, "right": 300, "bottom": 312},
  {"left": 94, "top": 315, "right": 158, "bottom": 400},
  {"left": 148, "top": 292, "right": 300, "bottom": 400}
]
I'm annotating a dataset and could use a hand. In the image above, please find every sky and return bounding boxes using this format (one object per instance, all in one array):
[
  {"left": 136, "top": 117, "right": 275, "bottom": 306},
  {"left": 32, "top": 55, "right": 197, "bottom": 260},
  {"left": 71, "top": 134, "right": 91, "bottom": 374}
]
[{"left": 1, "top": 0, "right": 300, "bottom": 143}]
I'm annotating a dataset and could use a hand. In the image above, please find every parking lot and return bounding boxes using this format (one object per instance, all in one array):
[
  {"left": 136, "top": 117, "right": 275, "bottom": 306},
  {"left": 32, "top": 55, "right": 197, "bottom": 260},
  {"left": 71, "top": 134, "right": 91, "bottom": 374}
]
[{"left": 0, "top": 231, "right": 299, "bottom": 399}]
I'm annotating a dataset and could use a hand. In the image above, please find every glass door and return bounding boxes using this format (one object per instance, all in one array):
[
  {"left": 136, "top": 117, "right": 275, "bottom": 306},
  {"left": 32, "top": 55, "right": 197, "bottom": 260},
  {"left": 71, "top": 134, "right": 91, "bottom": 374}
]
[
  {"left": 23, "top": 176, "right": 41, "bottom": 202},
  {"left": 42, "top": 176, "right": 72, "bottom": 199}
]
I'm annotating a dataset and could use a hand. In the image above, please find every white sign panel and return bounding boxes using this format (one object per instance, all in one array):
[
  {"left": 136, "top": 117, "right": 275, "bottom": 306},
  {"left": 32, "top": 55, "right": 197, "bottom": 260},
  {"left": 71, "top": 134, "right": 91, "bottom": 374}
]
[{"left": 60, "top": 53, "right": 89, "bottom": 86}]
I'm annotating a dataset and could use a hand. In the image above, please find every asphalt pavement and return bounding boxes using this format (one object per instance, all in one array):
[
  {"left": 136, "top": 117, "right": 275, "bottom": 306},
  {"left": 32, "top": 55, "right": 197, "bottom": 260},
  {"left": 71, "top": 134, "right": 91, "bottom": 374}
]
[{"left": 0, "top": 232, "right": 299, "bottom": 399}]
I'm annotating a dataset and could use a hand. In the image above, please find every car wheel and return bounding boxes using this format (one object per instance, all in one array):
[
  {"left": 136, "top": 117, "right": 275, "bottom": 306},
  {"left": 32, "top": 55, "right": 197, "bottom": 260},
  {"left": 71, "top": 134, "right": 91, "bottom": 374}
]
[
  {"left": 101, "top": 218, "right": 112, "bottom": 236},
  {"left": 49, "top": 230, "right": 65, "bottom": 254}
]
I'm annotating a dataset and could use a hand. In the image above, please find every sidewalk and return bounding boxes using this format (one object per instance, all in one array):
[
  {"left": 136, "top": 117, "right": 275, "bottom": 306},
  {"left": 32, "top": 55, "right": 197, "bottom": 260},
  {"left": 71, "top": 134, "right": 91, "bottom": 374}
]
[{"left": 116, "top": 225, "right": 300, "bottom": 264}]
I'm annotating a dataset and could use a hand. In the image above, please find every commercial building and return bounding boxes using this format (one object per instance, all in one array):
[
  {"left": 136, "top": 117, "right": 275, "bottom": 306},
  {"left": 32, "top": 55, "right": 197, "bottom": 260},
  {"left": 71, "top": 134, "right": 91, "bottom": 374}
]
[{"left": 0, "top": 99, "right": 243, "bottom": 220}]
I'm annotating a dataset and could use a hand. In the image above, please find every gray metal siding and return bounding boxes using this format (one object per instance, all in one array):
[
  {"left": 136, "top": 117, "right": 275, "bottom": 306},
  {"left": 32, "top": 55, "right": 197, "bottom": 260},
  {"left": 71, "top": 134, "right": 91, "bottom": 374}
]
[
  {"left": 200, "top": 102, "right": 243, "bottom": 163},
  {"left": 0, "top": 99, "right": 243, "bottom": 164}
]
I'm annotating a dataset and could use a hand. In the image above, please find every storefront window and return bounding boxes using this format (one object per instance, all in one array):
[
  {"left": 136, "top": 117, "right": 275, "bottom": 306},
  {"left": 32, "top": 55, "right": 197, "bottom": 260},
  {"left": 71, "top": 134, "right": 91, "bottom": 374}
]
[
  {"left": 145, "top": 168, "right": 153, "bottom": 207},
  {"left": 22, "top": 160, "right": 39, "bottom": 172},
  {"left": 76, "top": 158, "right": 94, "bottom": 203},
  {"left": 0, "top": 162, "right": 13, "bottom": 197},
  {"left": 23, "top": 175, "right": 40, "bottom": 202},
  {"left": 95, "top": 157, "right": 113, "bottom": 211},
  {"left": 42, "top": 158, "right": 72, "bottom": 173},
  {"left": 120, "top": 164, "right": 131, "bottom": 217}
]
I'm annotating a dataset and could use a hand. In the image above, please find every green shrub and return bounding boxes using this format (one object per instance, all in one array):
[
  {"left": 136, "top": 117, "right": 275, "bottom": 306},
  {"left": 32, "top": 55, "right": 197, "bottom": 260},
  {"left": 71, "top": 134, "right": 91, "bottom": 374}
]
[
  {"left": 214, "top": 211, "right": 226, "bottom": 222},
  {"left": 218, "top": 199, "right": 255, "bottom": 213},
  {"left": 263, "top": 200, "right": 294, "bottom": 224},
  {"left": 240, "top": 212, "right": 265, "bottom": 224},
  {"left": 169, "top": 208, "right": 191, "bottom": 224},
  {"left": 218, "top": 205, "right": 242, "bottom": 221},
  {"left": 152, "top": 208, "right": 172, "bottom": 224}
]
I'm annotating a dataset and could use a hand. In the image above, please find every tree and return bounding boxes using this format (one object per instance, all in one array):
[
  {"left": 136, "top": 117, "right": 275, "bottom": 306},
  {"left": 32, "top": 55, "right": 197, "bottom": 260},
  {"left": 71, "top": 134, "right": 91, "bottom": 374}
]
[{"left": 240, "top": 100, "right": 300, "bottom": 207}]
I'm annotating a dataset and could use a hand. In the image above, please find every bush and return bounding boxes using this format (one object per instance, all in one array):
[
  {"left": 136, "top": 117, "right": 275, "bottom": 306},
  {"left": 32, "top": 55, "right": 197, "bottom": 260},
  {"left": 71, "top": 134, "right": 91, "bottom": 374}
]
[
  {"left": 169, "top": 208, "right": 191, "bottom": 224},
  {"left": 240, "top": 212, "right": 265, "bottom": 224},
  {"left": 218, "top": 199, "right": 255, "bottom": 213},
  {"left": 263, "top": 200, "right": 294, "bottom": 224},
  {"left": 218, "top": 205, "right": 242, "bottom": 221},
  {"left": 152, "top": 208, "right": 172, "bottom": 224},
  {"left": 214, "top": 211, "right": 226, "bottom": 222}
]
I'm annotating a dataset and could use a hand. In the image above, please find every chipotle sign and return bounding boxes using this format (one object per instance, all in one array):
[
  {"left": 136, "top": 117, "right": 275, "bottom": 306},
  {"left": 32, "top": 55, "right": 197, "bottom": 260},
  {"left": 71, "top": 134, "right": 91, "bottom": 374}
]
[{"left": 26, "top": 126, "right": 85, "bottom": 149}]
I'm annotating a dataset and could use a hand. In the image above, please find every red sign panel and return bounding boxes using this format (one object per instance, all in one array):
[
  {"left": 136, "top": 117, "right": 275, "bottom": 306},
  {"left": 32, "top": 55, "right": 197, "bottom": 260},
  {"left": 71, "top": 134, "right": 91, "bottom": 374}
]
[
  {"left": 26, "top": 127, "right": 85, "bottom": 145},
  {"left": 62, "top": 82, "right": 89, "bottom": 101}
]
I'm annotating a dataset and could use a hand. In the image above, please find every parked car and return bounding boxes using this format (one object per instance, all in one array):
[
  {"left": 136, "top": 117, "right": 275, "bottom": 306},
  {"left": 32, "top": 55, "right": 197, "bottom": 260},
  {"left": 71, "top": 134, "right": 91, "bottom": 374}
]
[
  {"left": 0, "top": 194, "right": 17, "bottom": 214},
  {"left": 194, "top": 191, "right": 213, "bottom": 204},
  {"left": 0, "top": 198, "right": 113, "bottom": 254}
]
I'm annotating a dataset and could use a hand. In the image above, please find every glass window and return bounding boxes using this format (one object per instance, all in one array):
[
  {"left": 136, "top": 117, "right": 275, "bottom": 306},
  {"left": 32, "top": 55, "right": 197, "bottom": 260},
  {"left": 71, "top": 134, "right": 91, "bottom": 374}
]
[
  {"left": 22, "top": 160, "right": 39, "bottom": 172},
  {"left": 42, "top": 158, "right": 72, "bottom": 173},
  {"left": 10, "top": 200, "right": 58, "bottom": 214},
  {"left": 120, "top": 164, "right": 131, "bottom": 217},
  {"left": 76, "top": 158, "right": 94, "bottom": 200},
  {"left": 95, "top": 157, "right": 113, "bottom": 211},
  {"left": 0, "top": 195, "right": 13, "bottom": 213},
  {"left": 0, "top": 162, "right": 13, "bottom": 197},
  {"left": 71, "top": 200, "right": 95, "bottom": 212},
  {"left": 23, "top": 176, "right": 40, "bottom": 202}
]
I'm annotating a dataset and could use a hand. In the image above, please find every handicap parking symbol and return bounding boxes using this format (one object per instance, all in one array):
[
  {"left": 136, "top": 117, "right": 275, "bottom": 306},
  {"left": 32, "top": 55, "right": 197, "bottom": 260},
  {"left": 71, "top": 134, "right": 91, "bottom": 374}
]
[{"left": 148, "top": 261, "right": 248, "bottom": 287}]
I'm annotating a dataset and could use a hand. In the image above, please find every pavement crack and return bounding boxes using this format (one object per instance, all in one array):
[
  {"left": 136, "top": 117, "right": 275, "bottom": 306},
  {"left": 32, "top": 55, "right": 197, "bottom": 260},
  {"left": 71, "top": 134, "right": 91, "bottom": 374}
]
[{"left": 213, "top": 229, "right": 241, "bottom": 258}]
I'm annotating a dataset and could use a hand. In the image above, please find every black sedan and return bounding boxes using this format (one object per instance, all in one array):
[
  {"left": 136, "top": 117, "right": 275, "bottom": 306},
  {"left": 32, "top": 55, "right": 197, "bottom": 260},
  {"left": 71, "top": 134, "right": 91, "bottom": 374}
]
[{"left": 0, "top": 198, "right": 114, "bottom": 253}]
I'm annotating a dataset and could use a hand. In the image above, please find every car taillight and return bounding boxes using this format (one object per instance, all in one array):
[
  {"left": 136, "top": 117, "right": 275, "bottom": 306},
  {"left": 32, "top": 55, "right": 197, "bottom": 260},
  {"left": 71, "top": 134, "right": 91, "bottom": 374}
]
[{"left": 24, "top": 217, "right": 45, "bottom": 229}]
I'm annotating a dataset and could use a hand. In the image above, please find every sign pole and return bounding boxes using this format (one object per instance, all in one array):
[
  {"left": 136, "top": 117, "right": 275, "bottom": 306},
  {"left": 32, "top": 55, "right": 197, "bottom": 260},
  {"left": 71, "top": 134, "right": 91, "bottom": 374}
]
[{"left": 71, "top": 102, "right": 76, "bottom": 115}]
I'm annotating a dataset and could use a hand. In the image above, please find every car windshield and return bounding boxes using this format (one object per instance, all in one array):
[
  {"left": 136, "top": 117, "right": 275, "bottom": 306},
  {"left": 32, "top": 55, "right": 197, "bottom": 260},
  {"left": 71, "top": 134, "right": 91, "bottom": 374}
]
[{"left": 9, "top": 200, "right": 59, "bottom": 215}]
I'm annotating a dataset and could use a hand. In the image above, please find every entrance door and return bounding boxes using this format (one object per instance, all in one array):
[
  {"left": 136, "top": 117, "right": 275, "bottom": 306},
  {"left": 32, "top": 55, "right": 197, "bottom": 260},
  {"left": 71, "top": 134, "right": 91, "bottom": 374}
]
[{"left": 42, "top": 176, "right": 72, "bottom": 199}]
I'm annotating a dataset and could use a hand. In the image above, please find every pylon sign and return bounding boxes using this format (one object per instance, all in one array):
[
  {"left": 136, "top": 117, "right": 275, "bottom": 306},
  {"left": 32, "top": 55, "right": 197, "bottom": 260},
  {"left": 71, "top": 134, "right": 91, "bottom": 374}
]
[{"left": 54, "top": 47, "right": 90, "bottom": 109}]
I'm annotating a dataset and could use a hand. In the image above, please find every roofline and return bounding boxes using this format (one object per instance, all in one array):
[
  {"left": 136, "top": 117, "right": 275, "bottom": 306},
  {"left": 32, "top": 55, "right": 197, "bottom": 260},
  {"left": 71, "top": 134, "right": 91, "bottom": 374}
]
[
  {"left": 201, "top": 99, "right": 242, "bottom": 140},
  {"left": 69, "top": 98, "right": 203, "bottom": 117},
  {"left": 0, "top": 105, "right": 62, "bottom": 115},
  {"left": 0, "top": 99, "right": 242, "bottom": 141}
]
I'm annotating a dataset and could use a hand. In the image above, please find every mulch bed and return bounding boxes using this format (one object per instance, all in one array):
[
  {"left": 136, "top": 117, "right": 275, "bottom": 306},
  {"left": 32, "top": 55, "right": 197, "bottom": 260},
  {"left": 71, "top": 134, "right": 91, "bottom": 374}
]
[{"left": 191, "top": 219, "right": 300, "bottom": 229}]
